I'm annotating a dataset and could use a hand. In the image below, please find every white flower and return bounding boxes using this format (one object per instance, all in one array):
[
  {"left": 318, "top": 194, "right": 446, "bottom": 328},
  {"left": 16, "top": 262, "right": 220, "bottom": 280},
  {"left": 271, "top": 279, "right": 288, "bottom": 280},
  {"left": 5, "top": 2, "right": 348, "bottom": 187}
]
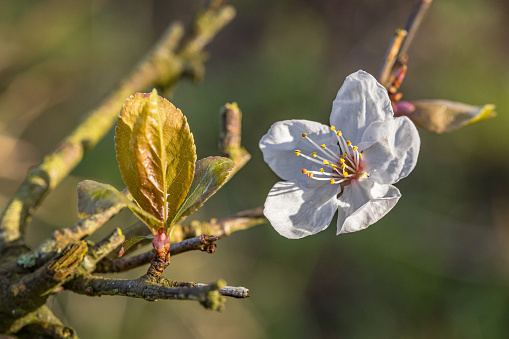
[{"left": 259, "top": 70, "right": 420, "bottom": 239}]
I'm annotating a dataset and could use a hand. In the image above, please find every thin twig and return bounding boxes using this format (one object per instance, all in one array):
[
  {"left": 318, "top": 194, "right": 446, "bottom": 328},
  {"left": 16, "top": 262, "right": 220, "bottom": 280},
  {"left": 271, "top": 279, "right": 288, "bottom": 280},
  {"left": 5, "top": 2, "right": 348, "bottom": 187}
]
[
  {"left": 65, "top": 275, "right": 246, "bottom": 310},
  {"left": 377, "top": 29, "right": 407, "bottom": 88},
  {"left": 95, "top": 234, "right": 220, "bottom": 274},
  {"left": 399, "top": 0, "right": 433, "bottom": 57},
  {"left": 219, "top": 102, "right": 251, "bottom": 176}
]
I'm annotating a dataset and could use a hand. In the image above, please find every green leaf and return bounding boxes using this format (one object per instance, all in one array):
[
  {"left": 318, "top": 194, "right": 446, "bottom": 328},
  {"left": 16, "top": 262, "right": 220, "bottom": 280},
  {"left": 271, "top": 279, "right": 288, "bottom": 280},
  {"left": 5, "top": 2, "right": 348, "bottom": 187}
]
[
  {"left": 77, "top": 180, "right": 163, "bottom": 229},
  {"left": 115, "top": 89, "right": 196, "bottom": 225},
  {"left": 171, "top": 156, "right": 235, "bottom": 224},
  {"left": 118, "top": 234, "right": 154, "bottom": 258},
  {"left": 406, "top": 100, "right": 496, "bottom": 134}
]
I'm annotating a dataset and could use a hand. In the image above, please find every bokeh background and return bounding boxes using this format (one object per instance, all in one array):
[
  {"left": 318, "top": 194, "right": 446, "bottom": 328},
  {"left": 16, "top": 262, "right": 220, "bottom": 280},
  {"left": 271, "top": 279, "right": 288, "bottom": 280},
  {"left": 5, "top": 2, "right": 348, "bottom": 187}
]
[{"left": 2, "top": 0, "right": 509, "bottom": 338}]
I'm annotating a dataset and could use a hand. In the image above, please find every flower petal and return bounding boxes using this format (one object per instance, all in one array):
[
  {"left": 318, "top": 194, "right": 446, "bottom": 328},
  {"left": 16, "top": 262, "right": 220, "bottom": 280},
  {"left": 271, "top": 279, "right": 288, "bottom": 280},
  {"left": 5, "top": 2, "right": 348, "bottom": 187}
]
[
  {"left": 337, "top": 179, "right": 401, "bottom": 234},
  {"left": 362, "top": 116, "right": 420, "bottom": 184},
  {"left": 264, "top": 180, "right": 340, "bottom": 239},
  {"left": 330, "top": 70, "right": 393, "bottom": 145},
  {"left": 259, "top": 119, "right": 339, "bottom": 182}
]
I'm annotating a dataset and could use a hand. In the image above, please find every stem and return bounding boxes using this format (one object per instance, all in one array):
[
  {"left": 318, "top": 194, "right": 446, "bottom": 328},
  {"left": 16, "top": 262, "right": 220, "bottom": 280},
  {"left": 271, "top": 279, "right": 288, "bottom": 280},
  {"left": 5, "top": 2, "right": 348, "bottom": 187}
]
[
  {"left": 377, "top": 29, "right": 407, "bottom": 88},
  {"left": 399, "top": 0, "right": 433, "bottom": 57}
]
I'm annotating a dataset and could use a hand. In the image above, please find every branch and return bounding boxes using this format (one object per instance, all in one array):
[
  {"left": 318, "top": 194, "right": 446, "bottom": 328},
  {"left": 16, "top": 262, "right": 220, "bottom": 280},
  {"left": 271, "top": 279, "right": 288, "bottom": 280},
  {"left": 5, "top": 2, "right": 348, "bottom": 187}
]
[
  {"left": 172, "top": 207, "right": 266, "bottom": 242},
  {"left": 17, "top": 195, "right": 127, "bottom": 269},
  {"left": 377, "top": 0, "right": 433, "bottom": 89},
  {"left": 5, "top": 306, "right": 76, "bottom": 339},
  {"left": 399, "top": 0, "right": 433, "bottom": 57},
  {"left": 0, "top": 2, "right": 236, "bottom": 249},
  {"left": 1, "top": 243, "right": 87, "bottom": 333},
  {"left": 65, "top": 275, "right": 247, "bottom": 311},
  {"left": 377, "top": 29, "right": 407, "bottom": 88},
  {"left": 219, "top": 102, "right": 251, "bottom": 176},
  {"left": 95, "top": 234, "right": 220, "bottom": 274}
]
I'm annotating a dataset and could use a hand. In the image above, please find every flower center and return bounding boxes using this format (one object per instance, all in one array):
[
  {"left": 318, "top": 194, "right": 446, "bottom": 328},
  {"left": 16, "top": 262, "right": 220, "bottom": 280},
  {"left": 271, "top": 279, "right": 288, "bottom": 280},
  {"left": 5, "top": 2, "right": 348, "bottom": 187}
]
[{"left": 294, "top": 126, "right": 368, "bottom": 186}]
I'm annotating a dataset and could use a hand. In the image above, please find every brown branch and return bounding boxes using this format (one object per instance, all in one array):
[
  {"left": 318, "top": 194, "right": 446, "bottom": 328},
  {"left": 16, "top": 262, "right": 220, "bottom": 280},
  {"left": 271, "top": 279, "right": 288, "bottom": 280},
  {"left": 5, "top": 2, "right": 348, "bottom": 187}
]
[
  {"left": 65, "top": 275, "right": 246, "bottom": 310},
  {"left": 0, "top": 2, "right": 236, "bottom": 250},
  {"left": 95, "top": 234, "right": 220, "bottom": 274},
  {"left": 172, "top": 207, "right": 266, "bottom": 243},
  {"left": 219, "top": 102, "right": 251, "bottom": 176},
  {"left": 377, "top": 0, "right": 433, "bottom": 89},
  {"left": 1, "top": 243, "right": 87, "bottom": 333},
  {"left": 5, "top": 306, "right": 76, "bottom": 339},
  {"left": 377, "top": 29, "right": 407, "bottom": 88},
  {"left": 17, "top": 196, "right": 127, "bottom": 269},
  {"left": 399, "top": 0, "right": 433, "bottom": 57}
]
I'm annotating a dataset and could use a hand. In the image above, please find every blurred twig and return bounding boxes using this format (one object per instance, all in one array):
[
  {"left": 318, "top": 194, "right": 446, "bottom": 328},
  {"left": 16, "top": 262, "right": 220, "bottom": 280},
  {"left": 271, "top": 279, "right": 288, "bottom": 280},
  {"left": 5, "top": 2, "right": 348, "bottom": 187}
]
[{"left": 377, "top": 0, "right": 433, "bottom": 89}]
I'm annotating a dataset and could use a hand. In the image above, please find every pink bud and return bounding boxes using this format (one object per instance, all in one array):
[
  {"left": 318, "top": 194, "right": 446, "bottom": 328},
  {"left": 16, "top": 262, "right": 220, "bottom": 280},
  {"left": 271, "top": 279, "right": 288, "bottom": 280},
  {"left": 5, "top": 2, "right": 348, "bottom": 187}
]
[{"left": 393, "top": 101, "right": 415, "bottom": 117}]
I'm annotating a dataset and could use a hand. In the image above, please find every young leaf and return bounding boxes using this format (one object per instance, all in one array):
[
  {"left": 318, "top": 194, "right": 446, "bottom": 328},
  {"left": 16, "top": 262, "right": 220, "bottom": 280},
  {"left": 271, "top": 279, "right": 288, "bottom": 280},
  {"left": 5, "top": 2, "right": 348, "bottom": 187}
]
[
  {"left": 395, "top": 100, "right": 496, "bottom": 133},
  {"left": 77, "top": 180, "right": 163, "bottom": 229},
  {"left": 115, "top": 89, "right": 196, "bottom": 225},
  {"left": 118, "top": 234, "right": 154, "bottom": 258},
  {"left": 171, "top": 156, "right": 235, "bottom": 224}
]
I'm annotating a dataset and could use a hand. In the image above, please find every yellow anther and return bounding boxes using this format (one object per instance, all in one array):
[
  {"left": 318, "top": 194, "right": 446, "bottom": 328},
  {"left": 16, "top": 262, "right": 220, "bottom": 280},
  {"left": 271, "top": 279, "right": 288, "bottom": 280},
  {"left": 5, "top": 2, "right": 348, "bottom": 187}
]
[
  {"left": 302, "top": 133, "right": 307, "bottom": 138},
  {"left": 321, "top": 144, "right": 326, "bottom": 149},
  {"left": 330, "top": 179, "right": 335, "bottom": 184},
  {"left": 343, "top": 172, "right": 348, "bottom": 177},
  {"left": 341, "top": 164, "right": 346, "bottom": 169},
  {"left": 312, "top": 152, "right": 317, "bottom": 157},
  {"left": 323, "top": 160, "right": 329, "bottom": 165},
  {"left": 339, "top": 158, "right": 345, "bottom": 164},
  {"left": 302, "top": 169, "right": 308, "bottom": 174},
  {"left": 343, "top": 153, "right": 347, "bottom": 157},
  {"left": 346, "top": 140, "right": 352, "bottom": 146},
  {"left": 331, "top": 164, "right": 337, "bottom": 169},
  {"left": 330, "top": 126, "right": 336, "bottom": 131},
  {"left": 295, "top": 150, "right": 301, "bottom": 156},
  {"left": 307, "top": 172, "right": 314, "bottom": 178},
  {"left": 319, "top": 168, "right": 324, "bottom": 173},
  {"left": 336, "top": 131, "right": 342, "bottom": 136},
  {"left": 353, "top": 146, "right": 358, "bottom": 151}
]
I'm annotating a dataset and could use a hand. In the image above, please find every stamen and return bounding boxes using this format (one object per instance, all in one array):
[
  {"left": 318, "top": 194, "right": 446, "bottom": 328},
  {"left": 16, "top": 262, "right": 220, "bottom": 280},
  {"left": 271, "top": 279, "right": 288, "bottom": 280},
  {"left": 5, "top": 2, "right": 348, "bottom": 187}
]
[
  {"left": 303, "top": 133, "right": 340, "bottom": 161},
  {"left": 319, "top": 168, "right": 324, "bottom": 173},
  {"left": 339, "top": 158, "right": 345, "bottom": 164},
  {"left": 330, "top": 179, "right": 335, "bottom": 184},
  {"left": 323, "top": 160, "right": 329, "bottom": 165},
  {"left": 307, "top": 172, "right": 313, "bottom": 178},
  {"left": 295, "top": 150, "right": 301, "bottom": 156},
  {"left": 346, "top": 141, "right": 352, "bottom": 146},
  {"left": 352, "top": 146, "right": 358, "bottom": 151},
  {"left": 299, "top": 153, "right": 328, "bottom": 166},
  {"left": 302, "top": 169, "right": 308, "bottom": 174},
  {"left": 330, "top": 126, "right": 336, "bottom": 131},
  {"left": 343, "top": 172, "right": 349, "bottom": 177},
  {"left": 336, "top": 131, "right": 342, "bottom": 136},
  {"left": 312, "top": 152, "right": 317, "bottom": 157}
]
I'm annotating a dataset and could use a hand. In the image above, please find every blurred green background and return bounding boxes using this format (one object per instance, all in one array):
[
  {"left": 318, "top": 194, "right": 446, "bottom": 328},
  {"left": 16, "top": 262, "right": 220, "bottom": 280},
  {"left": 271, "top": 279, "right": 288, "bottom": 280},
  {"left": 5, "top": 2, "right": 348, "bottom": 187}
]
[{"left": 1, "top": 0, "right": 509, "bottom": 338}]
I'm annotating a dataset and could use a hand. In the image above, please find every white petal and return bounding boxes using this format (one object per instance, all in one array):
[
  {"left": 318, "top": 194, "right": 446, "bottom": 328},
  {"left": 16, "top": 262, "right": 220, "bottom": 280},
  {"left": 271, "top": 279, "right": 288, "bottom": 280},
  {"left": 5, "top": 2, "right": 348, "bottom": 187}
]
[
  {"left": 336, "top": 179, "right": 401, "bottom": 234},
  {"left": 259, "top": 119, "right": 339, "bottom": 182},
  {"left": 362, "top": 116, "right": 420, "bottom": 184},
  {"left": 330, "top": 70, "right": 393, "bottom": 145},
  {"left": 264, "top": 180, "right": 340, "bottom": 239}
]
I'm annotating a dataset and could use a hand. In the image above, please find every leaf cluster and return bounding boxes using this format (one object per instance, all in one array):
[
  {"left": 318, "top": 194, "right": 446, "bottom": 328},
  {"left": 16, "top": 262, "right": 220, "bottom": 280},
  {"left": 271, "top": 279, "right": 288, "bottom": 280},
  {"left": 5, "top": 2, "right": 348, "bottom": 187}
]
[{"left": 77, "top": 89, "right": 235, "bottom": 253}]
